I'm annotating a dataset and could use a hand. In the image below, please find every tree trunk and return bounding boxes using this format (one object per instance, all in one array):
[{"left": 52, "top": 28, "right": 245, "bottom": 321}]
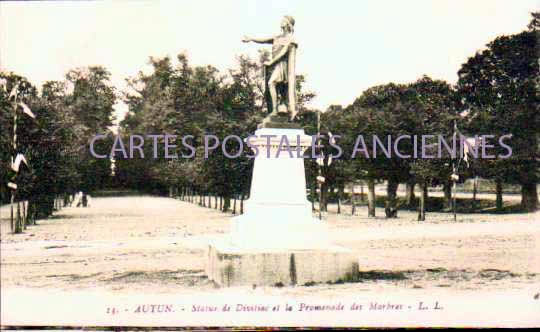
[
  {"left": 240, "top": 194, "right": 244, "bottom": 214},
  {"left": 28, "top": 201, "right": 33, "bottom": 225},
  {"left": 405, "top": 181, "right": 415, "bottom": 207},
  {"left": 219, "top": 196, "right": 223, "bottom": 211},
  {"left": 15, "top": 200, "right": 22, "bottom": 233},
  {"left": 22, "top": 200, "right": 27, "bottom": 230},
  {"left": 311, "top": 185, "right": 315, "bottom": 211},
  {"left": 48, "top": 195, "right": 55, "bottom": 216},
  {"left": 215, "top": 195, "right": 218, "bottom": 209},
  {"left": 10, "top": 192, "right": 14, "bottom": 233},
  {"left": 520, "top": 182, "right": 538, "bottom": 212},
  {"left": 337, "top": 186, "right": 342, "bottom": 214},
  {"left": 32, "top": 201, "right": 37, "bottom": 225},
  {"left": 385, "top": 179, "right": 398, "bottom": 218},
  {"left": 443, "top": 182, "right": 452, "bottom": 210},
  {"left": 418, "top": 182, "right": 427, "bottom": 221},
  {"left": 321, "top": 183, "right": 328, "bottom": 212},
  {"left": 223, "top": 196, "right": 230, "bottom": 212},
  {"left": 350, "top": 183, "right": 356, "bottom": 216},
  {"left": 495, "top": 179, "right": 503, "bottom": 210},
  {"left": 26, "top": 201, "right": 33, "bottom": 226},
  {"left": 367, "top": 179, "right": 376, "bottom": 218},
  {"left": 472, "top": 177, "right": 478, "bottom": 211},
  {"left": 232, "top": 197, "right": 237, "bottom": 214},
  {"left": 168, "top": 186, "right": 173, "bottom": 198}
]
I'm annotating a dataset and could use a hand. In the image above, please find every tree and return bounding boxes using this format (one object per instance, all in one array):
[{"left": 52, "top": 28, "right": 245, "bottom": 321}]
[
  {"left": 66, "top": 66, "right": 116, "bottom": 195},
  {"left": 407, "top": 76, "right": 456, "bottom": 220},
  {"left": 1, "top": 67, "right": 115, "bottom": 231},
  {"left": 346, "top": 83, "right": 416, "bottom": 218},
  {"left": 457, "top": 13, "right": 539, "bottom": 211}
]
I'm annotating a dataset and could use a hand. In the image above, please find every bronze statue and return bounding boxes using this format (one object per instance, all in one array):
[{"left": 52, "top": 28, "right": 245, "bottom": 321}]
[{"left": 243, "top": 16, "right": 297, "bottom": 121}]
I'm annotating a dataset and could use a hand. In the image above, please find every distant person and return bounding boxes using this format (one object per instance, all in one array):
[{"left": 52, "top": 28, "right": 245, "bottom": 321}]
[
  {"left": 75, "top": 191, "right": 83, "bottom": 207},
  {"left": 82, "top": 192, "right": 88, "bottom": 207}
]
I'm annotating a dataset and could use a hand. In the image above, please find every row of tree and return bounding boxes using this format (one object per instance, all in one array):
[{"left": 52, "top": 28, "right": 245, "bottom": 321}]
[
  {"left": 116, "top": 13, "right": 538, "bottom": 217},
  {"left": 1, "top": 13, "right": 537, "bottom": 231},
  {"left": 0, "top": 67, "right": 116, "bottom": 232},
  {"left": 316, "top": 14, "right": 538, "bottom": 216},
  {"left": 114, "top": 52, "right": 316, "bottom": 212}
]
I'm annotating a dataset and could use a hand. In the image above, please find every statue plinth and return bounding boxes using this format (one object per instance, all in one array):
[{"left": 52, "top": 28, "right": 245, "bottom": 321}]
[
  {"left": 206, "top": 127, "right": 358, "bottom": 287},
  {"left": 231, "top": 127, "right": 324, "bottom": 250},
  {"left": 258, "top": 112, "right": 301, "bottom": 129}
]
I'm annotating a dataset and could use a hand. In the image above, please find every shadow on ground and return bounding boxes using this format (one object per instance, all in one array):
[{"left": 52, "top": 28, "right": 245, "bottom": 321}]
[{"left": 296, "top": 268, "right": 531, "bottom": 287}]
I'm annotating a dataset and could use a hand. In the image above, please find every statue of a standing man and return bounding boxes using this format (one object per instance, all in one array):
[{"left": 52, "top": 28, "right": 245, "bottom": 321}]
[{"left": 243, "top": 16, "right": 298, "bottom": 121}]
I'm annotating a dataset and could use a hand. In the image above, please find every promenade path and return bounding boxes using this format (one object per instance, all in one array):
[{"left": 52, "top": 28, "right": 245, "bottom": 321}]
[
  {"left": 1, "top": 195, "right": 538, "bottom": 326},
  {"left": 1, "top": 195, "right": 538, "bottom": 292}
]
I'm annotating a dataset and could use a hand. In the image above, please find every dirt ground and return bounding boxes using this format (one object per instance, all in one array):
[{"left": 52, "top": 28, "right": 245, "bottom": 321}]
[{"left": 1, "top": 195, "right": 539, "bottom": 297}]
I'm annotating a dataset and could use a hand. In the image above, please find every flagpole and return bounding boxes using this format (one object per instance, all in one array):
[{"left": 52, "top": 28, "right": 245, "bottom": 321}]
[
  {"left": 453, "top": 119, "right": 457, "bottom": 222},
  {"left": 6, "top": 82, "right": 34, "bottom": 233},
  {"left": 317, "top": 111, "right": 322, "bottom": 220},
  {"left": 453, "top": 163, "right": 457, "bottom": 222},
  {"left": 11, "top": 90, "right": 18, "bottom": 232}
]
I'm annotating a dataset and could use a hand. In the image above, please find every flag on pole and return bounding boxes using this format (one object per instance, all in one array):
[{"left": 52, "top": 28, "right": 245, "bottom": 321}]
[
  {"left": 0, "top": 78, "right": 7, "bottom": 93},
  {"left": 327, "top": 131, "right": 334, "bottom": 166},
  {"left": 453, "top": 120, "right": 478, "bottom": 168},
  {"left": 316, "top": 152, "right": 325, "bottom": 166},
  {"left": 8, "top": 83, "right": 19, "bottom": 100},
  {"left": 18, "top": 102, "right": 35, "bottom": 118},
  {"left": 11, "top": 153, "right": 28, "bottom": 173},
  {"left": 462, "top": 137, "right": 481, "bottom": 167}
]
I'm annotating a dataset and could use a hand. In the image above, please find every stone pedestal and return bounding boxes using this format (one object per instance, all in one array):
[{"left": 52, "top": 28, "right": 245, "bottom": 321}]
[
  {"left": 207, "top": 240, "right": 358, "bottom": 287},
  {"left": 207, "top": 127, "right": 358, "bottom": 286}
]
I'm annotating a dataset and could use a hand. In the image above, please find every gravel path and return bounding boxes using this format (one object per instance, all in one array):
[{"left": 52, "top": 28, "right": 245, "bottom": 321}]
[{"left": 1, "top": 195, "right": 538, "bottom": 295}]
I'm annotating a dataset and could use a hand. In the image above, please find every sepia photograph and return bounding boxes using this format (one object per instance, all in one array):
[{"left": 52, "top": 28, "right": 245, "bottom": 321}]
[{"left": 1, "top": 0, "right": 539, "bottom": 329}]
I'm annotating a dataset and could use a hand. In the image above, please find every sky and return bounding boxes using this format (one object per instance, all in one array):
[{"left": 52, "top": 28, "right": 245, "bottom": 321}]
[{"left": 1, "top": 0, "right": 537, "bottom": 124}]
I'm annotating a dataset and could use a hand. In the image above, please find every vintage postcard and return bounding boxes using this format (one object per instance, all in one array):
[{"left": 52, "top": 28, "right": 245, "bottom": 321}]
[{"left": 1, "top": 0, "right": 539, "bottom": 329}]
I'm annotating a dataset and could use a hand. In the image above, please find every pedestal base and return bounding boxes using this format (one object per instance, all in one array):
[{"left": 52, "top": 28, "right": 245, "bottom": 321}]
[{"left": 206, "top": 240, "right": 359, "bottom": 287}]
